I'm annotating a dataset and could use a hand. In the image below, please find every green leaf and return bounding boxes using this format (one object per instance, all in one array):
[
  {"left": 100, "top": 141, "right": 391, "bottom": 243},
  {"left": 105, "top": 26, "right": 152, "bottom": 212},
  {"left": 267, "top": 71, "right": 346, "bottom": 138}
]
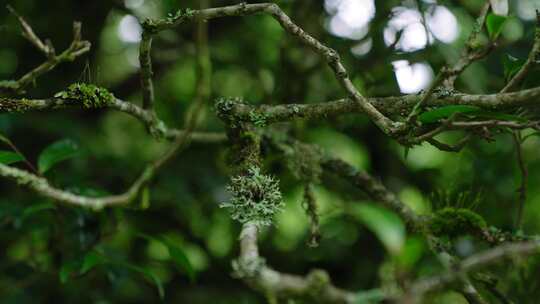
[
  {"left": 160, "top": 236, "right": 195, "bottom": 282},
  {"left": 350, "top": 204, "right": 405, "bottom": 255},
  {"left": 523, "top": 132, "right": 540, "bottom": 143},
  {"left": 471, "top": 110, "right": 527, "bottom": 123},
  {"left": 38, "top": 139, "right": 80, "bottom": 174},
  {"left": 120, "top": 262, "right": 165, "bottom": 300},
  {"left": 486, "top": 13, "right": 508, "bottom": 40},
  {"left": 418, "top": 105, "right": 480, "bottom": 123},
  {"left": 140, "top": 186, "right": 151, "bottom": 209},
  {"left": 0, "top": 150, "right": 24, "bottom": 165},
  {"left": 394, "top": 237, "right": 426, "bottom": 269},
  {"left": 80, "top": 251, "right": 106, "bottom": 274},
  {"left": 138, "top": 233, "right": 195, "bottom": 281},
  {"left": 502, "top": 54, "right": 526, "bottom": 82},
  {"left": 60, "top": 259, "right": 82, "bottom": 283}
]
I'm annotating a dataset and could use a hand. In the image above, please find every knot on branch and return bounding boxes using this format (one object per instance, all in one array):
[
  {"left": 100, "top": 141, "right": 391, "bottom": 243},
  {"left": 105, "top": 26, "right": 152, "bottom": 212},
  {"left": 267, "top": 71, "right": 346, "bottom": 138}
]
[
  {"left": 215, "top": 97, "right": 244, "bottom": 125},
  {"left": 232, "top": 255, "right": 266, "bottom": 279},
  {"left": 54, "top": 83, "right": 115, "bottom": 109},
  {"left": 306, "top": 269, "right": 331, "bottom": 297},
  {"left": 220, "top": 166, "right": 283, "bottom": 228}
]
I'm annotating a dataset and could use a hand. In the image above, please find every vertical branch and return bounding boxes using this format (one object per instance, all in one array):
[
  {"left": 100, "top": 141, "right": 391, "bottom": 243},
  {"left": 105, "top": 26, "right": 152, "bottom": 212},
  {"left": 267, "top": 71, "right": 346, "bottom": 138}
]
[
  {"left": 512, "top": 131, "right": 528, "bottom": 230},
  {"left": 187, "top": 0, "right": 212, "bottom": 126},
  {"left": 195, "top": 0, "right": 211, "bottom": 103},
  {"left": 303, "top": 183, "right": 321, "bottom": 247},
  {"left": 139, "top": 31, "right": 155, "bottom": 111}
]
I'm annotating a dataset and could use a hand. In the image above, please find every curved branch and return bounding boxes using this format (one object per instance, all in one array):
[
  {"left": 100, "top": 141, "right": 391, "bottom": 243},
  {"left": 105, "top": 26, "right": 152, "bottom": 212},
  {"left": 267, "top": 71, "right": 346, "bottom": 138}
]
[
  {"left": 235, "top": 222, "right": 356, "bottom": 303},
  {"left": 143, "top": 2, "right": 397, "bottom": 134}
]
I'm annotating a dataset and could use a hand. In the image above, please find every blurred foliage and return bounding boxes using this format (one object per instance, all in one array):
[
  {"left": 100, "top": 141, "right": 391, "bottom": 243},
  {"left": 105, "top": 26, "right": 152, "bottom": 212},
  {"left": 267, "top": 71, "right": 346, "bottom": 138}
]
[{"left": 0, "top": 0, "right": 540, "bottom": 303}]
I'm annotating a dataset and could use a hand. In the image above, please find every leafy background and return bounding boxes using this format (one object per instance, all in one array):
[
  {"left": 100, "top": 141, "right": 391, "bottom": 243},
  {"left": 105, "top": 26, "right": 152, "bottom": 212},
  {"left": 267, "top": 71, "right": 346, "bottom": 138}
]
[{"left": 1, "top": 0, "right": 540, "bottom": 303}]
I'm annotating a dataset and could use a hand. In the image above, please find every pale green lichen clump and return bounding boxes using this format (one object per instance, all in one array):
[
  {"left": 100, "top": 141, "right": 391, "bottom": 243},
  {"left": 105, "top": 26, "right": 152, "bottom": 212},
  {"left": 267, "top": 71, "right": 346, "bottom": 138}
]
[
  {"left": 55, "top": 83, "right": 115, "bottom": 109},
  {"left": 221, "top": 166, "right": 283, "bottom": 227}
]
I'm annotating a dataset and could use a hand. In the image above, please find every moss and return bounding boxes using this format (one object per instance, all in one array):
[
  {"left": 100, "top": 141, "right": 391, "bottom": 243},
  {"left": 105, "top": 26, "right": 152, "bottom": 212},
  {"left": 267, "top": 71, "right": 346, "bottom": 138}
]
[
  {"left": 429, "top": 208, "right": 487, "bottom": 237},
  {"left": 55, "top": 83, "right": 114, "bottom": 109},
  {"left": 220, "top": 166, "right": 283, "bottom": 227}
]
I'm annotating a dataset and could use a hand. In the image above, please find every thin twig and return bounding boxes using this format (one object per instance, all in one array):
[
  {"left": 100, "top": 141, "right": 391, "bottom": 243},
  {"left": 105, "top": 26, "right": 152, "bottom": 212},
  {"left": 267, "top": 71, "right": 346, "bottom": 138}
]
[
  {"left": 0, "top": 21, "right": 90, "bottom": 94},
  {"left": 6, "top": 5, "right": 54, "bottom": 57},
  {"left": 143, "top": 2, "right": 398, "bottom": 134},
  {"left": 512, "top": 131, "right": 528, "bottom": 230},
  {"left": 500, "top": 11, "right": 540, "bottom": 93}
]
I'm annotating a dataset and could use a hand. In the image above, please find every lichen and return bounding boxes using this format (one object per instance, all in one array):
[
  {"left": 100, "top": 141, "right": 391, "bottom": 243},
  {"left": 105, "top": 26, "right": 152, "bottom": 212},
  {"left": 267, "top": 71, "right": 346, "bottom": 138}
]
[
  {"left": 166, "top": 8, "right": 195, "bottom": 23},
  {"left": 220, "top": 166, "right": 283, "bottom": 227},
  {"left": 248, "top": 111, "right": 268, "bottom": 127},
  {"left": 429, "top": 208, "right": 487, "bottom": 238},
  {"left": 55, "top": 83, "right": 114, "bottom": 109}
]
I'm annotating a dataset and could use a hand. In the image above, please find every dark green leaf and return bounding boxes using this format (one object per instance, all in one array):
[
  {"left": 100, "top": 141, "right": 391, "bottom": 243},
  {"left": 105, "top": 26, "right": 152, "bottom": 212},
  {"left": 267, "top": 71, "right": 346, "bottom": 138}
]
[
  {"left": 418, "top": 105, "right": 480, "bottom": 123},
  {"left": 38, "top": 139, "right": 80, "bottom": 174},
  {"left": 60, "top": 259, "right": 82, "bottom": 283},
  {"left": 80, "top": 251, "right": 106, "bottom": 274},
  {"left": 161, "top": 237, "right": 195, "bottom": 282},
  {"left": 120, "top": 262, "right": 165, "bottom": 300},
  {"left": 502, "top": 54, "right": 526, "bottom": 81},
  {"left": 0, "top": 150, "right": 24, "bottom": 165},
  {"left": 138, "top": 233, "right": 195, "bottom": 281},
  {"left": 486, "top": 13, "right": 507, "bottom": 40},
  {"left": 471, "top": 110, "right": 527, "bottom": 122}
]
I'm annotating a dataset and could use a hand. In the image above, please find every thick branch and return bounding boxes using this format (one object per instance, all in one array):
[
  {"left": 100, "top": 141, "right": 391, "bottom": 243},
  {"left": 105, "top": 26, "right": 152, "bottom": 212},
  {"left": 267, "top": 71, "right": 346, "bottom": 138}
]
[
  {"left": 224, "top": 86, "right": 540, "bottom": 125},
  {"left": 235, "top": 222, "right": 356, "bottom": 303},
  {"left": 0, "top": 96, "right": 226, "bottom": 143}
]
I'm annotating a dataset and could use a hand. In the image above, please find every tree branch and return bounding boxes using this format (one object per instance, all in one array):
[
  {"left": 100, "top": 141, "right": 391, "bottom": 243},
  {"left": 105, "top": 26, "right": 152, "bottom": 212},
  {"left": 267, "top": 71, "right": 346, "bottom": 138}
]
[
  {"left": 142, "top": 2, "right": 398, "bottom": 134},
  {"left": 500, "top": 11, "right": 540, "bottom": 93},
  {"left": 234, "top": 222, "right": 356, "bottom": 303},
  {"left": 0, "top": 19, "right": 90, "bottom": 94}
]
